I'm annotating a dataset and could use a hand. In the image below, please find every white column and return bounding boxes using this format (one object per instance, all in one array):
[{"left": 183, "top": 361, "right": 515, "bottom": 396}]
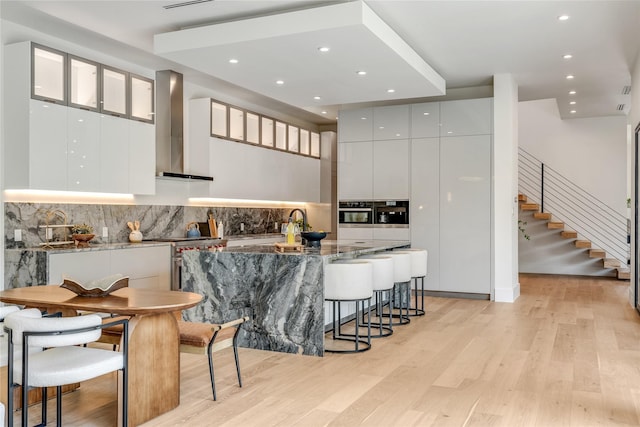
[{"left": 493, "top": 74, "right": 519, "bottom": 302}]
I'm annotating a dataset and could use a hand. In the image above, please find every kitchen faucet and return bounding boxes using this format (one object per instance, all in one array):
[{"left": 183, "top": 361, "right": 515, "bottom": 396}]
[{"left": 288, "top": 209, "right": 308, "bottom": 232}]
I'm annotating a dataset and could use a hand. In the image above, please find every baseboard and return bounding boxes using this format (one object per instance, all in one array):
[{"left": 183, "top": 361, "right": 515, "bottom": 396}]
[{"left": 494, "top": 282, "right": 520, "bottom": 303}]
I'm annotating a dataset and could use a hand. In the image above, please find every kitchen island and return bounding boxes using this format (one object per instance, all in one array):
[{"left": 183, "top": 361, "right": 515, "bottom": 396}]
[{"left": 181, "top": 239, "right": 410, "bottom": 356}]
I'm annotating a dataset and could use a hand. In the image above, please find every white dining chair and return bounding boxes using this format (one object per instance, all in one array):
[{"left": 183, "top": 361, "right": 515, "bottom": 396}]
[{"left": 4, "top": 308, "right": 129, "bottom": 427}]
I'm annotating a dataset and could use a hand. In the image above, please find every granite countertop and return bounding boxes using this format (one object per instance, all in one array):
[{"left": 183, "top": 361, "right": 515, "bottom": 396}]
[{"left": 219, "top": 239, "right": 411, "bottom": 257}]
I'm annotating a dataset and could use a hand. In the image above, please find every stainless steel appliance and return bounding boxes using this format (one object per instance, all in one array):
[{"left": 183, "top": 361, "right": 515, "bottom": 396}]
[
  {"left": 149, "top": 237, "right": 225, "bottom": 290},
  {"left": 338, "top": 201, "right": 374, "bottom": 226},
  {"left": 374, "top": 200, "right": 409, "bottom": 226}
]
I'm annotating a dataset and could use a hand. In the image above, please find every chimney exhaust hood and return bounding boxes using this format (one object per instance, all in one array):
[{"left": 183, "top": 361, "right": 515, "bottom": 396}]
[{"left": 155, "top": 70, "right": 213, "bottom": 181}]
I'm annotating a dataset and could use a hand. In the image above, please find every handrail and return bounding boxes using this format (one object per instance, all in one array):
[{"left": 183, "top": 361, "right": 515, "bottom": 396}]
[{"left": 518, "top": 148, "right": 629, "bottom": 265}]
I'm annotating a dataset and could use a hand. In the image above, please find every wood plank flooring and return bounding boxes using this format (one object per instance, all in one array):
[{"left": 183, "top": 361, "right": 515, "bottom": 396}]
[{"left": 13, "top": 274, "right": 640, "bottom": 426}]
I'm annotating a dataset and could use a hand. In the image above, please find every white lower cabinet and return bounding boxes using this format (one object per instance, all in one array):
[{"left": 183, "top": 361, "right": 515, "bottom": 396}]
[
  {"left": 48, "top": 245, "right": 171, "bottom": 290},
  {"left": 338, "top": 227, "right": 373, "bottom": 241}
]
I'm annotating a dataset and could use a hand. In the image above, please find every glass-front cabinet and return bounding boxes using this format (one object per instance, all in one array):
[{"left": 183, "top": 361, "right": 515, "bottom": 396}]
[
  {"left": 261, "top": 117, "right": 274, "bottom": 147},
  {"left": 310, "top": 132, "right": 321, "bottom": 157},
  {"left": 68, "top": 55, "right": 99, "bottom": 111},
  {"left": 275, "top": 121, "right": 287, "bottom": 150},
  {"left": 299, "top": 129, "right": 310, "bottom": 155},
  {"left": 101, "top": 66, "right": 128, "bottom": 117},
  {"left": 288, "top": 125, "right": 299, "bottom": 153},
  {"left": 32, "top": 44, "right": 66, "bottom": 104},
  {"left": 246, "top": 112, "right": 259, "bottom": 144},
  {"left": 229, "top": 107, "right": 245, "bottom": 141},
  {"left": 210, "top": 101, "right": 228, "bottom": 138},
  {"left": 130, "top": 74, "right": 154, "bottom": 123}
]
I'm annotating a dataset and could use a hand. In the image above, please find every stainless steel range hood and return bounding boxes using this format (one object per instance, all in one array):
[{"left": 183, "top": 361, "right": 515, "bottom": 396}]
[{"left": 155, "top": 70, "right": 213, "bottom": 181}]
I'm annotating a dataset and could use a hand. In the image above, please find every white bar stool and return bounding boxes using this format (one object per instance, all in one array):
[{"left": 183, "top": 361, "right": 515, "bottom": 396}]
[
  {"left": 394, "top": 249, "right": 428, "bottom": 316},
  {"left": 324, "top": 261, "right": 374, "bottom": 353},
  {"left": 372, "top": 251, "right": 412, "bottom": 326},
  {"left": 340, "top": 256, "right": 394, "bottom": 338}
]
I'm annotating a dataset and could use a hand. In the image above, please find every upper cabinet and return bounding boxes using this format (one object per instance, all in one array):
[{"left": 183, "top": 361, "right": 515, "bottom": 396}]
[
  {"left": 411, "top": 102, "right": 440, "bottom": 138},
  {"left": 338, "top": 108, "right": 373, "bottom": 142},
  {"left": 68, "top": 55, "right": 99, "bottom": 111},
  {"left": 130, "top": 74, "right": 154, "bottom": 123},
  {"left": 32, "top": 44, "right": 66, "bottom": 104},
  {"left": 440, "top": 98, "right": 493, "bottom": 136},
  {"left": 373, "top": 105, "right": 409, "bottom": 140},
  {"left": 3, "top": 41, "right": 155, "bottom": 194}
]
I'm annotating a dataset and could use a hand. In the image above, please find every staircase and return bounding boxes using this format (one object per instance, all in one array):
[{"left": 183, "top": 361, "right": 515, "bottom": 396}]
[{"left": 518, "top": 193, "right": 630, "bottom": 280}]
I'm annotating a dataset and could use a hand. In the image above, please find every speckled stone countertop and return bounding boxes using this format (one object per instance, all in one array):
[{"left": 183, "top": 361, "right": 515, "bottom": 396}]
[{"left": 181, "top": 239, "right": 410, "bottom": 357}]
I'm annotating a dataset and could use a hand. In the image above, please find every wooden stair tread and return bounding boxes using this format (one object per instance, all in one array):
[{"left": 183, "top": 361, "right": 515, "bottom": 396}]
[
  {"left": 533, "top": 212, "right": 552, "bottom": 220},
  {"left": 547, "top": 222, "right": 564, "bottom": 229},
  {"left": 518, "top": 194, "right": 527, "bottom": 202},
  {"left": 604, "top": 258, "right": 621, "bottom": 268},
  {"left": 589, "top": 249, "right": 606, "bottom": 258},
  {"left": 575, "top": 240, "right": 592, "bottom": 249},
  {"left": 561, "top": 230, "right": 577, "bottom": 239},
  {"left": 617, "top": 268, "right": 631, "bottom": 280},
  {"left": 520, "top": 203, "right": 540, "bottom": 211}
]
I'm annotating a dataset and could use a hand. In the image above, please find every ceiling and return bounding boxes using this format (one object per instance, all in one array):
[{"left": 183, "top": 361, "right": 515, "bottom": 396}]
[{"left": 1, "top": 0, "right": 639, "bottom": 125}]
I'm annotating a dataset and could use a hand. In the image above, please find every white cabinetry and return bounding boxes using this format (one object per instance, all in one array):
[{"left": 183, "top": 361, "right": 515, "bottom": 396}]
[
  {"left": 410, "top": 138, "right": 440, "bottom": 291},
  {"left": 338, "top": 226, "right": 374, "bottom": 241},
  {"left": 99, "top": 114, "right": 129, "bottom": 193},
  {"left": 48, "top": 245, "right": 171, "bottom": 290},
  {"left": 337, "top": 141, "right": 373, "bottom": 200},
  {"left": 67, "top": 107, "right": 100, "bottom": 192},
  {"left": 440, "top": 98, "right": 492, "bottom": 136},
  {"left": 373, "top": 139, "right": 409, "bottom": 200},
  {"left": 374, "top": 105, "right": 409, "bottom": 140},
  {"left": 411, "top": 103, "right": 440, "bottom": 138},
  {"left": 439, "top": 135, "right": 491, "bottom": 294},
  {"left": 128, "top": 121, "right": 155, "bottom": 195},
  {"left": 27, "top": 100, "right": 68, "bottom": 190},
  {"left": 338, "top": 108, "right": 373, "bottom": 142}
]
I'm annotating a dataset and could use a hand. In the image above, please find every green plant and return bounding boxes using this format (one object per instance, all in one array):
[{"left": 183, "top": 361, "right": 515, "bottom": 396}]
[
  {"left": 294, "top": 218, "right": 312, "bottom": 231},
  {"left": 72, "top": 223, "right": 94, "bottom": 234},
  {"left": 518, "top": 220, "right": 530, "bottom": 240}
]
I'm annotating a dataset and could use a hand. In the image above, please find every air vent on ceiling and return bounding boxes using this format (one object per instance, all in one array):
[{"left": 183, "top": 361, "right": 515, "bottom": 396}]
[
  {"left": 163, "top": 0, "right": 213, "bottom": 9},
  {"left": 617, "top": 104, "right": 626, "bottom": 111},
  {"left": 622, "top": 85, "right": 632, "bottom": 95}
]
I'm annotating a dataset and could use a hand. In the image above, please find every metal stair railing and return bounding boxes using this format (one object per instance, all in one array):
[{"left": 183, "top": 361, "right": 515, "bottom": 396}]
[{"left": 518, "top": 148, "right": 629, "bottom": 265}]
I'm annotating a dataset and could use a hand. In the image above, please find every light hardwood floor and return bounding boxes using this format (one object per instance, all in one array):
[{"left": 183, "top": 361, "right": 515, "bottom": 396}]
[{"left": 13, "top": 274, "right": 640, "bottom": 426}]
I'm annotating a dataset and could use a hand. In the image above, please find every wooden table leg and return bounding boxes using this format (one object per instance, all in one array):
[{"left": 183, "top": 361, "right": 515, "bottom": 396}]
[{"left": 119, "top": 312, "right": 180, "bottom": 427}]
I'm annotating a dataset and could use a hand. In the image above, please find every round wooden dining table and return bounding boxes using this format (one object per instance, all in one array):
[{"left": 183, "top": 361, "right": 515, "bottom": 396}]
[{"left": 0, "top": 286, "right": 203, "bottom": 427}]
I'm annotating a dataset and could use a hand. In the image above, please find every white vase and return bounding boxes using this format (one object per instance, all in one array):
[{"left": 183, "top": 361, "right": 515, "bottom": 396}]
[{"left": 129, "top": 230, "right": 143, "bottom": 243}]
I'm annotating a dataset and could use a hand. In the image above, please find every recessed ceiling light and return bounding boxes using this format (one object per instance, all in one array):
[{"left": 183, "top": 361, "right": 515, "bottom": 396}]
[
  {"left": 356, "top": 71, "right": 367, "bottom": 76},
  {"left": 387, "top": 89, "right": 395, "bottom": 93},
  {"left": 395, "top": 133, "right": 401, "bottom": 137},
  {"left": 558, "top": 14, "right": 570, "bottom": 21},
  {"left": 570, "top": 101, "right": 576, "bottom": 105},
  {"left": 563, "top": 54, "right": 573, "bottom": 59},
  {"left": 360, "top": 117, "right": 367, "bottom": 120},
  {"left": 566, "top": 75, "right": 574, "bottom": 80},
  {"left": 321, "top": 111, "right": 327, "bottom": 114},
  {"left": 313, "top": 96, "right": 321, "bottom": 100},
  {"left": 569, "top": 90, "right": 577, "bottom": 95},
  {"left": 276, "top": 80, "right": 284, "bottom": 85},
  {"left": 229, "top": 58, "right": 239, "bottom": 64},
  {"left": 423, "top": 112, "right": 430, "bottom": 116},
  {"left": 318, "top": 47, "right": 330, "bottom": 53},
  {"left": 570, "top": 110, "right": 577, "bottom": 114},
  {"left": 379, "top": 126, "right": 385, "bottom": 129}
]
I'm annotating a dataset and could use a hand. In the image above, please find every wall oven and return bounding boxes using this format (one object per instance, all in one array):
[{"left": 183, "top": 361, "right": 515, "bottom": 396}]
[
  {"left": 374, "top": 200, "right": 409, "bottom": 227},
  {"left": 338, "top": 201, "right": 374, "bottom": 226}
]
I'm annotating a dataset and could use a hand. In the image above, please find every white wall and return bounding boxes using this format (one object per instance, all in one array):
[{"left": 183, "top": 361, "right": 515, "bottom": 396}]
[
  {"left": 519, "top": 99, "right": 627, "bottom": 214},
  {"left": 628, "top": 52, "right": 640, "bottom": 306}
]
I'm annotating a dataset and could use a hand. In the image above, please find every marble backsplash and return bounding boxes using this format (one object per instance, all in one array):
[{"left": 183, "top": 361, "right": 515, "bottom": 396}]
[{"left": 4, "top": 202, "right": 292, "bottom": 248}]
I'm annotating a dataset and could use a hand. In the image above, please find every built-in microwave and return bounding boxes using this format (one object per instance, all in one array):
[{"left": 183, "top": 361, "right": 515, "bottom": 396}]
[
  {"left": 338, "top": 201, "right": 374, "bottom": 226},
  {"left": 374, "top": 200, "right": 409, "bottom": 226}
]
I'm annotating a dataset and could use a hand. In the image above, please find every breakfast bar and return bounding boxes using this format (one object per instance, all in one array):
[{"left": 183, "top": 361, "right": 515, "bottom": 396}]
[{"left": 180, "top": 240, "right": 409, "bottom": 356}]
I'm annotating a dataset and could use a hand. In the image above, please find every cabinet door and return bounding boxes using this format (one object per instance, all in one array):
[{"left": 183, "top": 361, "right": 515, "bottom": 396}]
[
  {"left": 29, "top": 100, "right": 68, "bottom": 190},
  {"left": 48, "top": 251, "right": 111, "bottom": 285},
  {"left": 440, "top": 98, "right": 492, "bottom": 136},
  {"left": 373, "top": 227, "right": 410, "bottom": 241},
  {"left": 129, "top": 121, "right": 155, "bottom": 195},
  {"left": 373, "top": 105, "right": 409, "bottom": 140},
  {"left": 32, "top": 44, "right": 66, "bottom": 104},
  {"left": 373, "top": 139, "right": 409, "bottom": 200},
  {"left": 68, "top": 55, "right": 99, "bottom": 111},
  {"left": 410, "top": 138, "right": 440, "bottom": 291},
  {"left": 337, "top": 141, "right": 373, "bottom": 200},
  {"left": 411, "top": 102, "right": 440, "bottom": 138},
  {"left": 101, "top": 66, "right": 128, "bottom": 117},
  {"left": 100, "top": 114, "right": 129, "bottom": 193},
  {"left": 110, "top": 246, "right": 171, "bottom": 290},
  {"left": 67, "top": 108, "right": 100, "bottom": 191},
  {"left": 338, "top": 108, "right": 373, "bottom": 142},
  {"left": 439, "top": 135, "right": 491, "bottom": 294},
  {"left": 130, "top": 74, "right": 154, "bottom": 123},
  {"left": 338, "top": 227, "right": 373, "bottom": 241}
]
